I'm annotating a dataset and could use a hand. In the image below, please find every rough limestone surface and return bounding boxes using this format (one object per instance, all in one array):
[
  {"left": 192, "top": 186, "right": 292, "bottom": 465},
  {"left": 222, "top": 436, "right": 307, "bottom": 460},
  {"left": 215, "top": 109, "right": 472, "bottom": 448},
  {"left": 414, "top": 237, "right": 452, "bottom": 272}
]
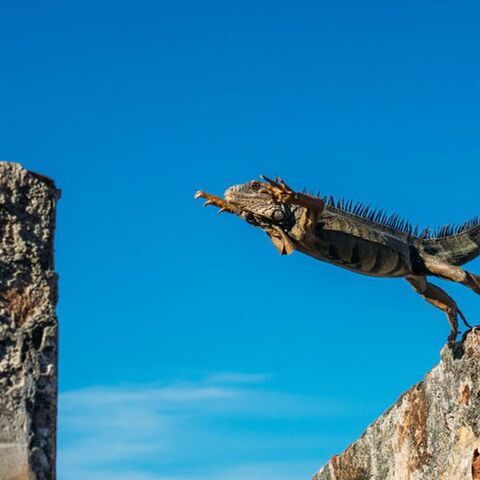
[
  {"left": 0, "top": 163, "right": 59, "bottom": 480},
  {"left": 313, "top": 329, "right": 480, "bottom": 480}
]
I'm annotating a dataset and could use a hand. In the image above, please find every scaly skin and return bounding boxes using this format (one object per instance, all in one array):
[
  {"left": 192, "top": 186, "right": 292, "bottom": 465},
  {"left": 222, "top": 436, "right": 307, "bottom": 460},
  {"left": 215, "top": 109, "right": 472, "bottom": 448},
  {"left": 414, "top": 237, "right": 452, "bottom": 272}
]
[{"left": 195, "top": 176, "right": 480, "bottom": 344}]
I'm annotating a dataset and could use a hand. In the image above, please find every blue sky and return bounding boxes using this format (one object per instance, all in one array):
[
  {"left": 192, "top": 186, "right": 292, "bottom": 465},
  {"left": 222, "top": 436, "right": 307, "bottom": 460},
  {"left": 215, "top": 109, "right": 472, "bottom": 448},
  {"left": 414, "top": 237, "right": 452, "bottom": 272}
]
[{"left": 1, "top": 1, "right": 480, "bottom": 478}]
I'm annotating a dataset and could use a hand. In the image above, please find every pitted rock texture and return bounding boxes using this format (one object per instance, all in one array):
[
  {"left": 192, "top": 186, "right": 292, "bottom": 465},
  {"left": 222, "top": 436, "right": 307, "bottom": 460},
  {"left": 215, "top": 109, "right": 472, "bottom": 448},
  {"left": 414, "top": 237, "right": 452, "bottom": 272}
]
[
  {"left": 0, "top": 163, "right": 59, "bottom": 480},
  {"left": 313, "top": 329, "right": 480, "bottom": 480}
]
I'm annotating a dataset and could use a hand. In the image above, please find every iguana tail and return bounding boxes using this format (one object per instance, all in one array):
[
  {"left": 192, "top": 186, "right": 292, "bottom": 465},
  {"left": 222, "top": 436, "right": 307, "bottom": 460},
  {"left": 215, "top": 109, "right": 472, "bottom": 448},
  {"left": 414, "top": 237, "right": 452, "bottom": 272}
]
[{"left": 419, "top": 221, "right": 480, "bottom": 266}]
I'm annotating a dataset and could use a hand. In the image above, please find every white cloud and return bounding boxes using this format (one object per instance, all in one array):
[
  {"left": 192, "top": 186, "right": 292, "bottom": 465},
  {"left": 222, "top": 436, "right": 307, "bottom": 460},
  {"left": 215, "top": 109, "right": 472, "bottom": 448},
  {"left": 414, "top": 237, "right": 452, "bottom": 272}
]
[
  {"left": 205, "top": 372, "right": 272, "bottom": 384},
  {"left": 208, "top": 461, "right": 326, "bottom": 480},
  {"left": 58, "top": 373, "right": 365, "bottom": 480},
  {"left": 60, "top": 461, "right": 323, "bottom": 480}
]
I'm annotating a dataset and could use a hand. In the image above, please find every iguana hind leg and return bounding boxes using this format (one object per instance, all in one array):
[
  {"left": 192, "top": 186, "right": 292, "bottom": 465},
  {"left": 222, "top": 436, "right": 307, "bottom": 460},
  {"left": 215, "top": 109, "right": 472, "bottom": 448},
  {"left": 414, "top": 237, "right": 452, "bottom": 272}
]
[
  {"left": 422, "top": 255, "right": 480, "bottom": 296},
  {"left": 406, "top": 275, "right": 471, "bottom": 345}
]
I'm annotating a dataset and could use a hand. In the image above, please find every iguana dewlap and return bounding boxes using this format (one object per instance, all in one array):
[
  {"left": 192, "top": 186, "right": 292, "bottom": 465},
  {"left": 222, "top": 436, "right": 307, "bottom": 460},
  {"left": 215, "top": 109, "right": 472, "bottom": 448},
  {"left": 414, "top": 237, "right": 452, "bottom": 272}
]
[{"left": 195, "top": 176, "right": 480, "bottom": 344}]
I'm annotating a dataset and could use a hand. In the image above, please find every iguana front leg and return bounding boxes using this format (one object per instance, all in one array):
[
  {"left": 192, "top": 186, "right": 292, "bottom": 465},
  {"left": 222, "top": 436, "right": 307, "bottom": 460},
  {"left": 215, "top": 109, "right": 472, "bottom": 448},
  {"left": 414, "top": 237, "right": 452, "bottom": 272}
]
[
  {"left": 260, "top": 175, "right": 325, "bottom": 232},
  {"left": 260, "top": 175, "right": 325, "bottom": 212},
  {"left": 194, "top": 190, "right": 238, "bottom": 215}
]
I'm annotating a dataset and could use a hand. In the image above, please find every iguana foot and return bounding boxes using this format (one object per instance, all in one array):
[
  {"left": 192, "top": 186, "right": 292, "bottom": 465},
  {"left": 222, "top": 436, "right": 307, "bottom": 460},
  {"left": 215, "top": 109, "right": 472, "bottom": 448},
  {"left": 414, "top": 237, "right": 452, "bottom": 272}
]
[
  {"left": 447, "top": 328, "right": 458, "bottom": 347},
  {"left": 260, "top": 175, "right": 295, "bottom": 204},
  {"left": 194, "top": 190, "right": 233, "bottom": 215}
]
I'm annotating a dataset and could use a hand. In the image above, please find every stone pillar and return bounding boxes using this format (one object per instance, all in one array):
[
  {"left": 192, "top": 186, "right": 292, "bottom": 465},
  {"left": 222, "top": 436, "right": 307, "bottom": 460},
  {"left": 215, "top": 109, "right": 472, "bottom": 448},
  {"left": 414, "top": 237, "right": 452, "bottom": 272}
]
[{"left": 0, "top": 163, "right": 59, "bottom": 480}]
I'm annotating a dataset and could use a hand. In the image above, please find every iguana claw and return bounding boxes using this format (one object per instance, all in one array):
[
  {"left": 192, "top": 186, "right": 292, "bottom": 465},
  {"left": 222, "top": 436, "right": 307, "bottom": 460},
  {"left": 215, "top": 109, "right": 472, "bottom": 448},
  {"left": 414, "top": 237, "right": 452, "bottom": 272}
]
[{"left": 194, "top": 190, "right": 234, "bottom": 214}]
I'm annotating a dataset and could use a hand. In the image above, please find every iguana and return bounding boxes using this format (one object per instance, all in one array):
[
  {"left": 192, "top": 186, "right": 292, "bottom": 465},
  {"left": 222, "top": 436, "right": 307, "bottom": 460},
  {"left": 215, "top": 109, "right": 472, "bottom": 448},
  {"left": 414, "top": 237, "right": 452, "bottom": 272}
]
[{"left": 195, "top": 176, "right": 480, "bottom": 344}]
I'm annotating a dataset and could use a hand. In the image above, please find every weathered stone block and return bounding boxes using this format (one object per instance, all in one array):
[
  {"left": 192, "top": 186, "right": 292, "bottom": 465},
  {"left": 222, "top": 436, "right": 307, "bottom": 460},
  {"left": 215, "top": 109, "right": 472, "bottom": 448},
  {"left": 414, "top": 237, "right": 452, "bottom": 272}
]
[{"left": 0, "top": 163, "right": 59, "bottom": 480}]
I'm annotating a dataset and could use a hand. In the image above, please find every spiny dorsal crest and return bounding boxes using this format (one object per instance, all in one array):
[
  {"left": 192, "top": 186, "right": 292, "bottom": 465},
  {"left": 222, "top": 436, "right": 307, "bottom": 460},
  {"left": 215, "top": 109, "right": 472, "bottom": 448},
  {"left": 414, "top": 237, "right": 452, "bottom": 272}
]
[{"left": 322, "top": 195, "right": 480, "bottom": 241}]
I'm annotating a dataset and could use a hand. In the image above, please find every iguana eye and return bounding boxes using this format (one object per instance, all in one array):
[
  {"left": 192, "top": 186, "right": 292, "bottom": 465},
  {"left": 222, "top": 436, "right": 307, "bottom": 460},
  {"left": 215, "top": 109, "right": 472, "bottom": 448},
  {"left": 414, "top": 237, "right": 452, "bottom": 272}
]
[{"left": 251, "top": 182, "right": 260, "bottom": 190}]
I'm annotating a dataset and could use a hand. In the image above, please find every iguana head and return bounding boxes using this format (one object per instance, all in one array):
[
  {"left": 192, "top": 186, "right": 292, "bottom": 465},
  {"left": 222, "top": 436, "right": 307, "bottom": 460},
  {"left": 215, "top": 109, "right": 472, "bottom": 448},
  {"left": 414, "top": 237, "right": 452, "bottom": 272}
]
[
  {"left": 223, "top": 179, "right": 290, "bottom": 223},
  {"left": 195, "top": 176, "right": 297, "bottom": 255}
]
